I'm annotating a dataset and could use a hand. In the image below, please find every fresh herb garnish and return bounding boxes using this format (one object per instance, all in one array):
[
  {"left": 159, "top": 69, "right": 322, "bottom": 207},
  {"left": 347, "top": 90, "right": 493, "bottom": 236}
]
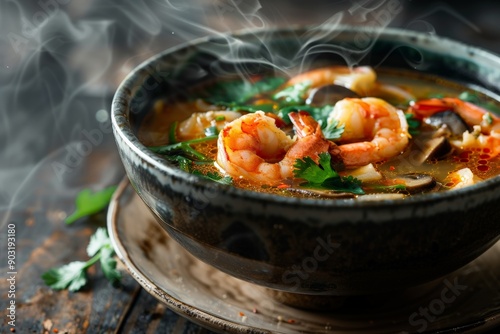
[
  {"left": 272, "top": 81, "right": 311, "bottom": 105},
  {"left": 65, "top": 186, "right": 117, "bottom": 224},
  {"left": 405, "top": 113, "right": 421, "bottom": 136},
  {"left": 293, "top": 153, "right": 364, "bottom": 195},
  {"left": 168, "top": 121, "right": 178, "bottom": 144},
  {"left": 149, "top": 135, "right": 217, "bottom": 162},
  {"left": 193, "top": 170, "right": 233, "bottom": 185},
  {"left": 322, "top": 120, "right": 345, "bottom": 140},
  {"left": 206, "top": 77, "right": 286, "bottom": 105},
  {"left": 365, "top": 184, "right": 407, "bottom": 193},
  {"left": 204, "top": 126, "right": 219, "bottom": 137},
  {"left": 42, "top": 228, "right": 121, "bottom": 292}
]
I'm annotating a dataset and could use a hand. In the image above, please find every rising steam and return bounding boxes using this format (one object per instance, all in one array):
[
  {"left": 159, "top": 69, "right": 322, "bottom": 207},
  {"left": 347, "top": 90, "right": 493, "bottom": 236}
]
[{"left": 0, "top": 0, "right": 413, "bottom": 227}]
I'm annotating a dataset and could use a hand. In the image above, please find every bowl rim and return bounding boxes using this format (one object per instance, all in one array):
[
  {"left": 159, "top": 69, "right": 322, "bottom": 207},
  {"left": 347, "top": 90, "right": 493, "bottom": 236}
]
[{"left": 111, "top": 24, "right": 500, "bottom": 209}]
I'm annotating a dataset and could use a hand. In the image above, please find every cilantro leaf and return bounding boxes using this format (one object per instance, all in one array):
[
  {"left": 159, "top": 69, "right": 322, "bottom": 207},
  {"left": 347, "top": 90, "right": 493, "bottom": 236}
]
[
  {"left": 322, "top": 176, "right": 364, "bottom": 195},
  {"left": 322, "top": 120, "right": 345, "bottom": 140},
  {"left": 294, "top": 153, "right": 337, "bottom": 184},
  {"left": 293, "top": 153, "right": 364, "bottom": 195},
  {"left": 193, "top": 170, "right": 233, "bottom": 185},
  {"left": 273, "top": 81, "right": 311, "bottom": 105},
  {"left": 42, "top": 228, "right": 121, "bottom": 292},
  {"left": 149, "top": 135, "right": 217, "bottom": 162},
  {"left": 100, "top": 246, "right": 122, "bottom": 284},
  {"left": 206, "top": 77, "right": 285, "bottom": 105},
  {"left": 405, "top": 113, "right": 421, "bottom": 136},
  {"left": 65, "top": 186, "right": 117, "bottom": 224},
  {"left": 87, "top": 227, "right": 111, "bottom": 257},
  {"left": 41, "top": 261, "right": 88, "bottom": 292}
]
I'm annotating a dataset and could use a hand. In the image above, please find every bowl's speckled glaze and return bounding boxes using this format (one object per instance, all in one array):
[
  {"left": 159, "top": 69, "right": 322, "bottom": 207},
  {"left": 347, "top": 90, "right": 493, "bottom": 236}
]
[{"left": 112, "top": 26, "right": 500, "bottom": 296}]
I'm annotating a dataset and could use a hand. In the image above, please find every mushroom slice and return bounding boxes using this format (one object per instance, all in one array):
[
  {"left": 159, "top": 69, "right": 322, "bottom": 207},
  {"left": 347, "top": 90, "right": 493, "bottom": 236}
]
[
  {"left": 425, "top": 111, "right": 471, "bottom": 136},
  {"left": 395, "top": 173, "right": 436, "bottom": 194},
  {"left": 412, "top": 136, "right": 453, "bottom": 165},
  {"left": 306, "top": 84, "right": 359, "bottom": 106},
  {"left": 286, "top": 187, "right": 356, "bottom": 199}
]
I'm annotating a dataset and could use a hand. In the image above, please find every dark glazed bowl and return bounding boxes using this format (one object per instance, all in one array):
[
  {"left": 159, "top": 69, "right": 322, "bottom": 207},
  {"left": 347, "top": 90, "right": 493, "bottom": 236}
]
[{"left": 112, "top": 26, "right": 500, "bottom": 296}]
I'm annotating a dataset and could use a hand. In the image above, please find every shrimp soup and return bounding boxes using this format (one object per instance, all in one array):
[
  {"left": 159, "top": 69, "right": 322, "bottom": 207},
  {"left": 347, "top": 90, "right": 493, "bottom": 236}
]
[{"left": 139, "top": 67, "right": 500, "bottom": 200}]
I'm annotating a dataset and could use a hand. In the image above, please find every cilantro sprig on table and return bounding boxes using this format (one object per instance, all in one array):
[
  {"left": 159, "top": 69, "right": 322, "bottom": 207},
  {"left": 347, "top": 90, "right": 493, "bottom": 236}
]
[
  {"left": 42, "top": 227, "right": 121, "bottom": 292},
  {"left": 42, "top": 186, "right": 121, "bottom": 292},
  {"left": 293, "top": 153, "right": 364, "bottom": 195}
]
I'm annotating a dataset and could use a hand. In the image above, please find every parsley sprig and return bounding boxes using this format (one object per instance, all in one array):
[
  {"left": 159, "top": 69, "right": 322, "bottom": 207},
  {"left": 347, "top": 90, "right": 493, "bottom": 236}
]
[
  {"left": 42, "top": 228, "right": 121, "bottom": 292},
  {"left": 293, "top": 153, "right": 364, "bottom": 195}
]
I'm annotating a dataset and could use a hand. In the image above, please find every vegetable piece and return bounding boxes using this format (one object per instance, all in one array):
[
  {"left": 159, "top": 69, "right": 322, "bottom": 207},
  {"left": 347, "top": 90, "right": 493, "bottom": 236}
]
[
  {"left": 445, "top": 168, "right": 482, "bottom": 189},
  {"left": 42, "top": 228, "right": 121, "bottom": 291},
  {"left": 393, "top": 173, "right": 436, "bottom": 193},
  {"left": 293, "top": 153, "right": 364, "bottom": 195},
  {"left": 340, "top": 163, "right": 382, "bottom": 182},
  {"left": 65, "top": 186, "right": 117, "bottom": 224},
  {"left": 425, "top": 111, "right": 470, "bottom": 136},
  {"left": 412, "top": 136, "right": 452, "bottom": 165}
]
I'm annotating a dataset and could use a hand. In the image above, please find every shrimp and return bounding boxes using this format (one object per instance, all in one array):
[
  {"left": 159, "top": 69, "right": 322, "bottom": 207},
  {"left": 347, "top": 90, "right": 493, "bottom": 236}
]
[
  {"left": 177, "top": 111, "right": 242, "bottom": 141},
  {"left": 284, "top": 65, "right": 416, "bottom": 102},
  {"left": 411, "top": 97, "right": 500, "bottom": 156},
  {"left": 328, "top": 97, "right": 410, "bottom": 167},
  {"left": 284, "top": 66, "right": 377, "bottom": 96},
  {"left": 216, "top": 111, "right": 339, "bottom": 185}
]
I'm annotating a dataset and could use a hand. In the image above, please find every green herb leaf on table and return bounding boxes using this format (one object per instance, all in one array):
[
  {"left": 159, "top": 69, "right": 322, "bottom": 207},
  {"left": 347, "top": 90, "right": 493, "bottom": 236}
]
[
  {"left": 293, "top": 153, "right": 365, "bottom": 195},
  {"left": 42, "top": 227, "right": 121, "bottom": 292},
  {"left": 41, "top": 261, "right": 88, "bottom": 292},
  {"left": 65, "top": 186, "right": 117, "bottom": 224}
]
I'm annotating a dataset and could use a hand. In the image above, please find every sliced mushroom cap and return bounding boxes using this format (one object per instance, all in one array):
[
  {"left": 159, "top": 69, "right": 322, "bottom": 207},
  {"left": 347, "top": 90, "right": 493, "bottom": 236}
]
[
  {"left": 425, "top": 111, "right": 471, "bottom": 136},
  {"left": 395, "top": 173, "right": 436, "bottom": 194},
  {"left": 412, "top": 136, "right": 453, "bottom": 165},
  {"left": 286, "top": 187, "right": 356, "bottom": 199},
  {"left": 306, "top": 84, "right": 360, "bottom": 106}
]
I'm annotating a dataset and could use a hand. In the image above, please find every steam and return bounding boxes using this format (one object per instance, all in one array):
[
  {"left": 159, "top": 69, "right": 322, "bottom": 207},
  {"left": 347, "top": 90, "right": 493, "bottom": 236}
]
[{"left": 0, "top": 0, "right": 421, "bottom": 226}]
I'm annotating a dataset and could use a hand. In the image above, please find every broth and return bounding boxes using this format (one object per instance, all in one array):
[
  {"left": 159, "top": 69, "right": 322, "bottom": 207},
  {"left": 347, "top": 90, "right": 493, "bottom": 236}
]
[{"left": 139, "top": 67, "right": 500, "bottom": 200}]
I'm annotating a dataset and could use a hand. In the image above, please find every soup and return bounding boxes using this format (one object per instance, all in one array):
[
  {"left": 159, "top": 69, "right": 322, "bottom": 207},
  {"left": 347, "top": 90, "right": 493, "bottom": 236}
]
[{"left": 139, "top": 66, "right": 500, "bottom": 200}]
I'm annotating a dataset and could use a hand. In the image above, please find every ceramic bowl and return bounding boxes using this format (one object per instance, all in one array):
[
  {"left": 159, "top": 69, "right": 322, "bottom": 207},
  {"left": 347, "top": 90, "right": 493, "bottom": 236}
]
[{"left": 111, "top": 26, "right": 500, "bottom": 296}]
